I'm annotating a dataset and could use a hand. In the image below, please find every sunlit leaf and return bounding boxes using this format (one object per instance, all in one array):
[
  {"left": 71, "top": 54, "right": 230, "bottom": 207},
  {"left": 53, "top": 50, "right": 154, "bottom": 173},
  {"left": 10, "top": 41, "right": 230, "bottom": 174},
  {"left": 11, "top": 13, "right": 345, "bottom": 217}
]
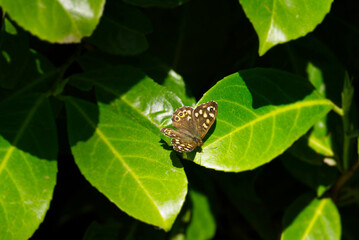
[
  {"left": 0, "top": 94, "right": 57, "bottom": 239},
  {"left": 282, "top": 194, "right": 341, "bottom": 240},
  {"left": 0, "top": 0, "right": 105, "bottom": 43},
  {"left": 239, "top": 0, "right": 333, "bottom": 55},
  {"left": 66, "top": 66, "right": 188, "bottom": 230},
  {"left": 190, "top": 68, "right": 332, "bottom": 172}
]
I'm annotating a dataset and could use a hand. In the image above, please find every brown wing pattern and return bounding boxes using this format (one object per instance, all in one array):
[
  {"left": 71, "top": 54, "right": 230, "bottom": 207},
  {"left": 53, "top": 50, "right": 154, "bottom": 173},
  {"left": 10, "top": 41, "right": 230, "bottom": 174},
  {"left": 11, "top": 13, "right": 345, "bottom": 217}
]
[
  {"left": 193, "top": 101, "right": 218, "bottom": 139},
  {"left": 160, "top": 101, "right": 218, "bottom": 153},
  {"left": 161, "top": 127, "right": 198, "bottom": 152}
]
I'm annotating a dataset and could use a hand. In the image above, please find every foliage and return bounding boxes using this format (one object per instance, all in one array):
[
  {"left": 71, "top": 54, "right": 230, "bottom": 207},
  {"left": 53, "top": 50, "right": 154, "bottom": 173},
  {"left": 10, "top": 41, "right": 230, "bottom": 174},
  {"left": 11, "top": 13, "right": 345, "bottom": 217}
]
[{"left": 0, "top": 0, "right": 358, "bottom": 239}]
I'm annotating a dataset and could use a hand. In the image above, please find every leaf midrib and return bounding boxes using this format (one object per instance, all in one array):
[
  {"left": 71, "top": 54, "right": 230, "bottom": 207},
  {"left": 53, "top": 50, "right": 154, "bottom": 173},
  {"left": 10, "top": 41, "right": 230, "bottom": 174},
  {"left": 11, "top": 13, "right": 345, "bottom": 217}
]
[
  {"left": 68, "top": 98, "right": 165, "bottom": 224},
  {"left": 300, "top": 199, "right": 327, "bottom": 239},
  {"left": 206, "top": 99, "right": 332, "bottom": 148},
  {"left": 0, "top": 95, "right": 46, "bottom": 174}
]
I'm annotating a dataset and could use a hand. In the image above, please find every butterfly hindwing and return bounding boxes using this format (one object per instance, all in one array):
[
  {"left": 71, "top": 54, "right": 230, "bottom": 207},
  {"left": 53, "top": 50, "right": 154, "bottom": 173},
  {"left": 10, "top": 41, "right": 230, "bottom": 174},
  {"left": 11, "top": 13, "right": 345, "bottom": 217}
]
[{"left": 161, "top": 127, "right": 198, "bottom": 153}]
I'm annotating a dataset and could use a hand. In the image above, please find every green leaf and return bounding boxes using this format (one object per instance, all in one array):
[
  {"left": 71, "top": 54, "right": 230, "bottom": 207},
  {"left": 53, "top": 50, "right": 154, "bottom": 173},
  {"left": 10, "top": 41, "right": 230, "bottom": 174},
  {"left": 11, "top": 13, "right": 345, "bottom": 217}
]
[
  {"left": 282, "top": 194, "right": 341, "bottom": 240},
  {"left": 293, "top": 61, "right": 336, "bottom": 159},
  {"left": 0, "top": 0, "right": 105, "bottom": 43},
  {"left": 239, "top": 0, "right": 333, "bottom": 55},
  {"left": 0, "top": 94, "right": 57, "bottom": 239},
  {"left": 66, "top": 66, "right": 188, "bottom": 230},
  {"left": 76, "top": 53, "right": 195, "bottom": 106},
  {"left": 86, "top": 2, "right": 152, "bottom": 56},
  {"left": 133, "top": 55, "right": 196, "bottom": 107},
  {"left": 186, "top": 189, "right": 216, "bottom": 240},
  {"left": 123, "top": 0, "right": 189, "bottom": 8},
  {"left": 271, "top": 37, "right": 345, "bottom": 165},
  {"left": 190, "top": 68, "right": 332, "bottom": 172}
]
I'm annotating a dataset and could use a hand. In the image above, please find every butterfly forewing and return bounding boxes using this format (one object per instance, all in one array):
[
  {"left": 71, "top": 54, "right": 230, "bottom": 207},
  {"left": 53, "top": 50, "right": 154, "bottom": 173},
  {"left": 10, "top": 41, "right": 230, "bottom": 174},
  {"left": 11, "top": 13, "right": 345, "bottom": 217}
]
[
  {"left": 193, "top": 101, "right": 218, "bottom": 138},
  {"left": 171, "top": 106, "right": 199, "bottom": 136},
  {"left": 161, "top": 101, "right": 218, "bottom": 153}
]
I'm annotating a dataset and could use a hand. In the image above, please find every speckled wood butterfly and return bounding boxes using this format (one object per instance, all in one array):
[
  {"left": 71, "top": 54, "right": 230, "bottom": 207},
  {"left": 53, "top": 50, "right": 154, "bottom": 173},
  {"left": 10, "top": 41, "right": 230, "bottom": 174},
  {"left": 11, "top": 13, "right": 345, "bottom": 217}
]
[{"left": 161, "top": 101, "right": 218, "bottom": 152}]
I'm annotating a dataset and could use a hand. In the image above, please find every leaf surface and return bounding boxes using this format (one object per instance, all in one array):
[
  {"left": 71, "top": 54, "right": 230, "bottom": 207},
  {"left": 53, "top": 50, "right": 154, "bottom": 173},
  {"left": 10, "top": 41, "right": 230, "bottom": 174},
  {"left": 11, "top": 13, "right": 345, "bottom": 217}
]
[
  {"left": 191, "top": 68, "right": 332, "bottom": 172},
  {"left": 66, "top": 66, "right": 188, "bottom": 230},
  {"left": 239, "top": 0, "right": 333, "bottom": 55},
  {"left": 282, "top": 194, "right": 341, "bottom": 240},
  {"left": 0, "top": 0, "right": 105, "bottom": 43},
  {"left": 0, "top": 94, "right": 57, "bottom": 239}
]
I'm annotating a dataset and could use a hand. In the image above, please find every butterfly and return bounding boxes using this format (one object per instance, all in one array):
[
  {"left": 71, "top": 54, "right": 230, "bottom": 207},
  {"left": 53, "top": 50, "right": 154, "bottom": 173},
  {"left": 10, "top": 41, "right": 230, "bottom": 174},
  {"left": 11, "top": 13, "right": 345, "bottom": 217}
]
[{"left": 161, "top": 101, "right": 218, "bottom": 152}]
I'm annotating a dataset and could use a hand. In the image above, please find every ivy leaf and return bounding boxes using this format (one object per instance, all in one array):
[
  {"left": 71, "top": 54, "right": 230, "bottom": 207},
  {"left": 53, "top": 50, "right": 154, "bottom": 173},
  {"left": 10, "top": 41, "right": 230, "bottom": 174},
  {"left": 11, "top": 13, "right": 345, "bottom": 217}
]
[
  {"left": 0, "top": 94, "right": 57, "bottom": 239},
  {"left": 190, "top": 68, "right": 332, "bottom": 172},
  {"left": 239, "top": 0, "right": 333, "bottom": 55},
  {"left": 282, "top": 194, "right": 341, "bottom": 240},
  {"left": 66, "top": 66, "right": 188, "bottom": 230},
  {"left": 0, "top": 0, "right": 105, "bottom": 43}
]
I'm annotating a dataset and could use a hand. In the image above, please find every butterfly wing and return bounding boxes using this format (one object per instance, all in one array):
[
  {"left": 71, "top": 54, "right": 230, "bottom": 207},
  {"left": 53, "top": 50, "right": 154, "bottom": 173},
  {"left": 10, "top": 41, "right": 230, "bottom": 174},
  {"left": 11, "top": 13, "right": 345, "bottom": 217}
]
[
  {"left": 171, "top": 106, "right": 198, "bottom": 136},
  {"left": 193, "top": 101, "right": 218, "bottom": 139},
  {"left": 160, "top": 101, "right": 218, "bottom": 153},
  {"left": 161, "top": 128, "right": 198, "bottom": 152}
]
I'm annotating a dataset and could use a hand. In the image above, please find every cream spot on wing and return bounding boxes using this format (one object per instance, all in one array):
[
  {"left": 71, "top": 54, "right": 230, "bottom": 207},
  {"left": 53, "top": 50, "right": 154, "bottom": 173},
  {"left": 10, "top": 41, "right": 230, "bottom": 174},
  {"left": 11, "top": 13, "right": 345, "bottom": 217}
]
[
  {"left": 199, "top": 109, "right": 203, "bottom": 114},
  {"left": 187, "top": 116, "right": 192, "bottom": 120},
  {"left": 195, "top": 112, "right": 199, "bottom": 117},
  {"left": 203, "top": 123, "right": 208, "bottom": 128},
  {"left": 206, "top": 119, "right": 210, "bottom": 124},
  {"left": 209, "top": 113, "right": 215, "bottom": 118},
  {"left": 203, "top": 112, "right": 208, "bottom": 118}
]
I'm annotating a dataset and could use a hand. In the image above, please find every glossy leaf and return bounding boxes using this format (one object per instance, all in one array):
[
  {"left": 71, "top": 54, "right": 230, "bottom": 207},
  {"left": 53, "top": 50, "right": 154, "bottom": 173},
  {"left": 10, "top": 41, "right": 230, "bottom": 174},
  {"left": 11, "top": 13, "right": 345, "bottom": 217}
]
[
  {"left": 190, "top": 68, "right": 332, "bottom": 172},
  {"left": 282, "top": 194, "right": 341, "bottom": 240},
  {"left": 66, "top": 66, "right": 188, "bottom": 230},
  {"left": 0, "top": 0, "right": 105, "bottom": 43},
  {"left": 239, "top": 0, "right": 333, "bottom": 55},
  {"left": 0, "top": 94, "right": 57, "bottom": 239}
]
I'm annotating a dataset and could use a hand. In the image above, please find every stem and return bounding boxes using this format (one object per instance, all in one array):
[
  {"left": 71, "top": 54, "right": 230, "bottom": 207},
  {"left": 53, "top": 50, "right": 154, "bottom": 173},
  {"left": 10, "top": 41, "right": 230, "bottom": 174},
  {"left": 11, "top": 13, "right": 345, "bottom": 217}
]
[
  {"left": 341, "top": 74, "right": 354, "bottom": 170},
  {"left": 331, "top": 158, "right": 359, "bottom": 202},
  {"left": 332, "top": 103, "right": 343, "bottom": 116}
]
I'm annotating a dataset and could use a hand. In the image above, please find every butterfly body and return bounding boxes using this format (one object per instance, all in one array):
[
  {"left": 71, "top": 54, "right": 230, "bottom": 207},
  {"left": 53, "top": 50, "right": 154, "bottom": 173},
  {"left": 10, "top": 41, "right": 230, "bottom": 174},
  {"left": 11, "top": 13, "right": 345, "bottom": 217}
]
[{"left": 161, "top": 101, "right": 218, "bottom": 153}]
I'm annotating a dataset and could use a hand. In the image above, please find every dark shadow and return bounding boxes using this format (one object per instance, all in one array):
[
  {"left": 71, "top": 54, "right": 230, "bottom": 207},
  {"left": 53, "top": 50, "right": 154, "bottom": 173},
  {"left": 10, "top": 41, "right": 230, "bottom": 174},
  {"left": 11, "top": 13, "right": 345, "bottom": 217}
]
[
  {"left": 159, "top": 139, "right": 184, "bottom": 168},
  {"left": 60, "top": 65, "right": 146, "bottom": 149},
  {"left": 266, "top": 36, "right": 347, "bottom": 161},
  {"left": 0, "top": 64, "right": 145, "bottom": 160},
  {"left": 280, "top": 193, "right": 316, "bottom": 232},
  {"left": 159, "top": 138, "right": 173, "bottom": 151},
  {"left": 0, "top": 94, "right": 61, "bottom": 160},
  {"left": 242, "top": 69, "right": 316, "bottom": 109},
  {"left": 170, "top": 151, "right": 185, "bottom": 169}
]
